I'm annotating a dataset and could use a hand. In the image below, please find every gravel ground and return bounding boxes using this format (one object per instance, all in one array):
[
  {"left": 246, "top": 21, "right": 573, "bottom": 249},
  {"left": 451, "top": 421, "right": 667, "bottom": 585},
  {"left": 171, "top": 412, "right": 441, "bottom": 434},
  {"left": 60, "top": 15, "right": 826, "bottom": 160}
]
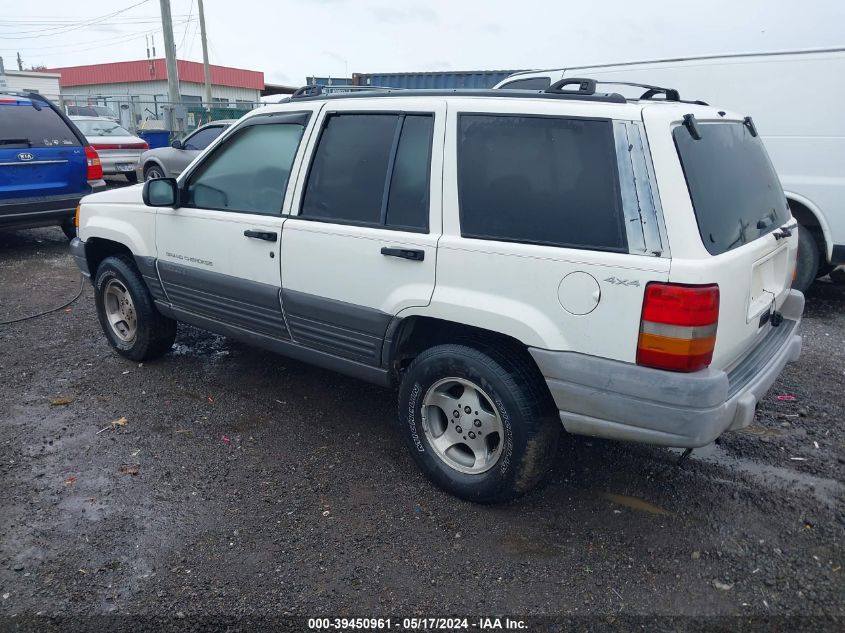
[{"left": 0, "top": 225, "right": 843, "bottom": 632}]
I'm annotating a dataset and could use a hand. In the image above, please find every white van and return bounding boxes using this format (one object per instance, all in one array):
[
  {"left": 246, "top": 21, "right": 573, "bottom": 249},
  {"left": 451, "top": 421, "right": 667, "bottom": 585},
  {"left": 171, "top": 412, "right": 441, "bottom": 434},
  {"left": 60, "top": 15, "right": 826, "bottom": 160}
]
[{"left": 495, "top": 48, "right": 845, "bottom": 291}]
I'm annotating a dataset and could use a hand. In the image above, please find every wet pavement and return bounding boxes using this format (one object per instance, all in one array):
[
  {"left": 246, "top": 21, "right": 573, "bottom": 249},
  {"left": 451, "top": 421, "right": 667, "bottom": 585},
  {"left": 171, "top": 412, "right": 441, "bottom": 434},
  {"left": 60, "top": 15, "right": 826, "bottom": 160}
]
[{"left": 0, "top": 226, "right": 843, "bottom": 631}]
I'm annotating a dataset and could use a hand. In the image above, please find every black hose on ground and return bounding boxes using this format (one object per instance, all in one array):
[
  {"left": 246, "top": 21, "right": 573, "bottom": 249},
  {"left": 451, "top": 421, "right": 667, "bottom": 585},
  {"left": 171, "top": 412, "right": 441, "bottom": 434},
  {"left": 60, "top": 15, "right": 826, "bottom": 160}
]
[{"left": 0, "top": 272, "right": 85, "bottom": 326}]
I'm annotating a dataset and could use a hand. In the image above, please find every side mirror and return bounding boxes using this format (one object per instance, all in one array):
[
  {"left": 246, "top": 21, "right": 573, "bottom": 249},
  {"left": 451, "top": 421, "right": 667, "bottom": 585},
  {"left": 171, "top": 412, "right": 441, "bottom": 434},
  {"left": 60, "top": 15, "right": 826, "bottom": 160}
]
[
  {"left": 142, "top": 177, "right": 180, "bottom": 207},
  {"left": 171, "top": 139, "right": 183, "bottom": 149}
]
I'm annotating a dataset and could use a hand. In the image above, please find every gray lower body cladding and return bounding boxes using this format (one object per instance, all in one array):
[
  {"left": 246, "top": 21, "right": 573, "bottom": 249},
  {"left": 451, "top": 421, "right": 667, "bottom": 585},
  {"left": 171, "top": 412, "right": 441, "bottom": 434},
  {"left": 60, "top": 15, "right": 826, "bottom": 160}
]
[
  {"left": 281, "top": 289, "right": 391, "bottom": 365},
  {"left": 135, "top": 257, "right": 393, "bottom": 385},
  {"left": 157, "top": 260, "right": 289, "bottom": 339},
  {"left": 531, "top": 290, "right": 804, "bottom": 448}
]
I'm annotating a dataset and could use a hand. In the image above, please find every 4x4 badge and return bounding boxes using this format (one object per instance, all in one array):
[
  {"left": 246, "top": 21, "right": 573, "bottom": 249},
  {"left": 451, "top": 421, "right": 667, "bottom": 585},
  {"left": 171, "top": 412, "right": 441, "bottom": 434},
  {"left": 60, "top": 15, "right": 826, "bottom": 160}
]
[
  {"left": 16, "top": 152, "right": 34, "bottom": 161},
  {"left": 604, "top": 276, "right": 640, "bottom": 287}
]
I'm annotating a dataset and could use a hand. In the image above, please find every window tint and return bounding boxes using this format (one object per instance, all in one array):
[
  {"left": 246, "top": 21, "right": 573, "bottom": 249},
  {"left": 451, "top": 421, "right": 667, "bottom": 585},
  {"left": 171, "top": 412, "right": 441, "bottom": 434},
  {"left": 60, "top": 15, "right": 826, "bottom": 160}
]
[
  {"left": 0, "top": 101, "right": 81, "bottom": 148},
  {"left": 673, "top": 122, "right": 790, "bottom": 255},
  {"left": 301, "top": 113, "right": 433, "bottom": 231},
  {"left": 499, "top": 77, "right": 552, "bottom": 90},
  {"left": 184, "top": 126, "right": 223, "bottom": 150},
  {"left": 386, "top": 115, "right": 433, "bottom": 230},
  {"left": 186, "top": 123, "right": 304, "bottom": 214},
  {"left": 302, "top": 114, "right": 397, "bottom": 225},
  {"left": 458, "top": 115, "right": 625, "bottom": 251}
]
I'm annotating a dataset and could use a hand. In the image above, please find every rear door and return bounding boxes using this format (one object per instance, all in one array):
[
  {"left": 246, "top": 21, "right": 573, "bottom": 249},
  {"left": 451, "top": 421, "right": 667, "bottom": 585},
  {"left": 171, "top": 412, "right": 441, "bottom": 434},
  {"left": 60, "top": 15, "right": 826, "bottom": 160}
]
[
  {"left": 644, "top": 106, "right": 799, "bottom": 369},
  {"left": 0, "top": 97, "right": 87, "bottom": 201},
  {"left": 280, "top": 99, "right": 444, "bottom": 366}
]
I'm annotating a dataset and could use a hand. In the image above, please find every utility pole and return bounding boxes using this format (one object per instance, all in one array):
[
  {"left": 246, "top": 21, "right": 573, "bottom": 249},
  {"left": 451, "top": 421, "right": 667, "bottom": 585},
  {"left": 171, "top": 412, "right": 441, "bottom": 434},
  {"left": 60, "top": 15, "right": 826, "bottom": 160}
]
[
  {"left": 16, "top": 52, "right": 23, "bottom": 71},
  {"left": 158, "top": 0, "right": 182, "bottom": 132},
  {"left": 198, "top": 0, "right": 213, "bottom": 110}
]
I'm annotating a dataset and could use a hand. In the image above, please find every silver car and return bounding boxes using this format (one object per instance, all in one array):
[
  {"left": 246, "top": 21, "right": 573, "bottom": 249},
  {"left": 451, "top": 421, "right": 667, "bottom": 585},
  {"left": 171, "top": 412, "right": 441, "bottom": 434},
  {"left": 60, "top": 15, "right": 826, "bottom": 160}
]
[
  {"left": 71, "top": 116, "right": 148, "bottom": 183},
  {"left": 139, "top": 120, "right": 236, "bottom": 180}
]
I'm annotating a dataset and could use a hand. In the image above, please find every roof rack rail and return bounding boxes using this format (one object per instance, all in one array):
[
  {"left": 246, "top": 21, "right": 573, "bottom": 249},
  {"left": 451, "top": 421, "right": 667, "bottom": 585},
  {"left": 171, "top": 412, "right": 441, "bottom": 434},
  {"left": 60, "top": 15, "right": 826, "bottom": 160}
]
[
  {"left": 287, "top": 87, "right": 627, "bottom": 104},
  {"left": 547, "top": 78, "right": 710, "bottom": 105},
  {"left": 544, "top": 78, "right": 626, "bottom": 103},
  {"left": 291, "top": 84, "right": 403, "bottom": 99}
]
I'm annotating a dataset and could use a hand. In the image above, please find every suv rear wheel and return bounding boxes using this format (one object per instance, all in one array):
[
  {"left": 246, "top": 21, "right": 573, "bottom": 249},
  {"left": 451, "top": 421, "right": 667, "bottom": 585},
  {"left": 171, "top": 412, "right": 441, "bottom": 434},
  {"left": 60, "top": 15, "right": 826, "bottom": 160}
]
[
  {"left": 793, "top": 225, "right": 821, "bottom": 293},
  {"left": 60, "top": 219, "right": 76, "bottom": 241},
  {"left": 397, "top": 343, "right": 560, "bottom": 503},
  {"left": 94, "top": 255, "right": 176, "bottom": 361}
]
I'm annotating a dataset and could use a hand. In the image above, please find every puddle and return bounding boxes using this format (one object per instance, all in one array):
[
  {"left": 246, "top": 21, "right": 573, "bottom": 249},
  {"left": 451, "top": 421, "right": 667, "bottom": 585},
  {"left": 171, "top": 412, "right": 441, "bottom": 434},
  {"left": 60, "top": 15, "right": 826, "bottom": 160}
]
[
  {"left": 671, "top": 443, "right": 845, "bottom": 507},
  {"left": 170, "top": 332, "right": 230, "bottom": 360},
  {"left": 602, "top": 493, "right": 671, "bottom": 515}
]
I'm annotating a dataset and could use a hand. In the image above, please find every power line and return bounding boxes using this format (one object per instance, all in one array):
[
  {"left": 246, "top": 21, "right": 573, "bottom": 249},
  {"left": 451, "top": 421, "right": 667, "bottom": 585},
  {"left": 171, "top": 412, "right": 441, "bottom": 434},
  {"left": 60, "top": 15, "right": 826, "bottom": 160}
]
[
  {"left": 0, "top": 19, "right": 193, "bottom": 54},
  {"left": 178, "top": 0, "right": 194, "bottom": 51},
  {"left": 0, "top": 0, "right": 152, "bottom": 39},
  {"left": 0, "top": 14, "right": 190, "bottom": 23}
]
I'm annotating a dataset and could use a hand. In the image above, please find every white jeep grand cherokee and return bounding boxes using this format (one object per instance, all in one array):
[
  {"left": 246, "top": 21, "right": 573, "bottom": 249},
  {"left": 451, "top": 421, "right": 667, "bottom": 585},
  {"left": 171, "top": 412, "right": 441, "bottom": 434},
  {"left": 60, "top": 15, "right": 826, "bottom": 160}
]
[{"left": 69, "top": 80, "right": 803, "bottom": 503}]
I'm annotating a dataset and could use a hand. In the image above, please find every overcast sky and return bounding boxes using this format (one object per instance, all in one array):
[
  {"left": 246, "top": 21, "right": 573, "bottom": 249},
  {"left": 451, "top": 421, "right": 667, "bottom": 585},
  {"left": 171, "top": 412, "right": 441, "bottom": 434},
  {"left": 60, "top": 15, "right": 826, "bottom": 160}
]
[{"left": 3, "top": 0, "right": 843, "bottom": 86}]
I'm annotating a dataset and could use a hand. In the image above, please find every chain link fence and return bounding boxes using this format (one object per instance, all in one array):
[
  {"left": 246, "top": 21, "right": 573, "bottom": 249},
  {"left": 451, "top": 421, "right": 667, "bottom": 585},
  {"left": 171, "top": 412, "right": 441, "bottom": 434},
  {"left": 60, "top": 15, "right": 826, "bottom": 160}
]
[{"left": 60, "top": 94, "right": 262, "bottom": 139}]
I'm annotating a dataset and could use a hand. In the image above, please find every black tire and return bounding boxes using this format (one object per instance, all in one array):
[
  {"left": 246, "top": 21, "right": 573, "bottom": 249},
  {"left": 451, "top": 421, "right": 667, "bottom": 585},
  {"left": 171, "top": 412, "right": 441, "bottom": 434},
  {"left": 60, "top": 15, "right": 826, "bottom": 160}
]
[
  {"left": 397, "top": 343, "right": 560, "bottom": 503},
  {"left": 144, "top": 164, "right": 165, "bottom": 180},
  {"left": 793, "top": 225, "right": 820, "bottom": 293},
  {"left": 93, "top": 255, "right": 176, "bottom": 361},
  {"left": 125, "top": 171, "right": 139, "bottom": 183},
  {"left": 59, "top": 219, "right": 76, "bottom": 241}
]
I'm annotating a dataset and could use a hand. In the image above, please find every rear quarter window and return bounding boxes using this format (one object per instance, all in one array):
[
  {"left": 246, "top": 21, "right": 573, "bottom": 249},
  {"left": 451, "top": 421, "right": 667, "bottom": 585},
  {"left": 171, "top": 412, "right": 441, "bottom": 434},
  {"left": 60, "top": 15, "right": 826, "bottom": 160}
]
[
  {"left": 457, "top": 114, "right": 626, "bottom": 252},
  {"left": 0, "top": 101, "right": 81, "bottom": 148},
  {"left": 673, "top": 121, "right": 790, "bottom": 255}
]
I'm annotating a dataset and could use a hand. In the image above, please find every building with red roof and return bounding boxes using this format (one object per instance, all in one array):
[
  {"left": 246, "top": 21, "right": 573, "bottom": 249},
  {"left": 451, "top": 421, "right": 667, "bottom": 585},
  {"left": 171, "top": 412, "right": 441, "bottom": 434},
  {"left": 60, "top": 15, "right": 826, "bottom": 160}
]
[{"left": 48, "top": 58, "right": 265, "bottom": 105}]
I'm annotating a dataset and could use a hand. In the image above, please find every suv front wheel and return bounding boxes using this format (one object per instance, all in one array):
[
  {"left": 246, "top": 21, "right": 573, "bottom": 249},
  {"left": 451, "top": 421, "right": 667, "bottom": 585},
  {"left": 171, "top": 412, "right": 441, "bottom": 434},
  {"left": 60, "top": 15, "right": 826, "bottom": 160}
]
[
  {"left": 94, "top": 255, "right": 177, "bottom": 361},
  {"left": 397, "top": 343, "right": 560, "bottom": 503}
]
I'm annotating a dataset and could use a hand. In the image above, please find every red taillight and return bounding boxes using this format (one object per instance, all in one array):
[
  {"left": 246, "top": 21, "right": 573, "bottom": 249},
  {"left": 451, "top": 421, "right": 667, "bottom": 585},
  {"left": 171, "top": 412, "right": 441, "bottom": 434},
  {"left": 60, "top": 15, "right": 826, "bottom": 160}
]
[
  {"left": 84, "top": 145, "right": 103, "bottom": 180},
  {"left": 637, "top": 283, "right": 719, "bottom": 372}
]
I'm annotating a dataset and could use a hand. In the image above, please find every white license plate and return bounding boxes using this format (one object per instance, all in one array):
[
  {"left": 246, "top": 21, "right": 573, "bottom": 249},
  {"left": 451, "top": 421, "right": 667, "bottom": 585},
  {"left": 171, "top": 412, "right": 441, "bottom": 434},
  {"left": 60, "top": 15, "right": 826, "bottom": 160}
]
[{"left": 116, "top": 163, "right": 135, "bottom": 172}]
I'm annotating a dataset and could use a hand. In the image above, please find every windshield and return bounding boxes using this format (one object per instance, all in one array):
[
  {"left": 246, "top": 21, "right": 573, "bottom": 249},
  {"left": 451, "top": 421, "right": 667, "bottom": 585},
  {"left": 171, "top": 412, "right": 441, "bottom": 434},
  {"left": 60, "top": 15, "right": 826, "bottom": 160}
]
[
  {"left": 92, "top": 106, "right": 117, "bottom": 118},
  {"left": 75, "top": 120, "right": 133, "bottom": 137},
  {"left": 673, "top": 121, "right": 790, "bottom": 256}
]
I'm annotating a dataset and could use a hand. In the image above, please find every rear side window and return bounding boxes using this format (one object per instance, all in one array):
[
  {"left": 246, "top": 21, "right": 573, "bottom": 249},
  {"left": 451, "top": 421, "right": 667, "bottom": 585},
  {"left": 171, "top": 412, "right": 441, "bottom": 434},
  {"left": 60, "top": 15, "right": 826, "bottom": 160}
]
[
  {"left": 301, "top": 113, "right": 433, "bottom": 231},
  {"left": 184, "top": 126, "right": 223, "bottom": 150},
  {"left": 458, "top": 114, "right": 626, "bottom": 251},
  {"left": 673, "top": 122, "right": 790, "bottom": 255},
  {"left": 0, "top": 101, "right": 81, "bottom": 148},
  {"left": 499, "top": 77, "right": 552, "bottom": 90}
]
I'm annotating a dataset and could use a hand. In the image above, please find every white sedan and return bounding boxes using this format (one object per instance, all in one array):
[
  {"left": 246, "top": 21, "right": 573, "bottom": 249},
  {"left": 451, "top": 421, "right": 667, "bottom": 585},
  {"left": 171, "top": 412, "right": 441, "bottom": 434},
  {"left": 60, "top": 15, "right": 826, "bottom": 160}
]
[{"left": 70, "top": 116, "right": 148, "bottom": 182}]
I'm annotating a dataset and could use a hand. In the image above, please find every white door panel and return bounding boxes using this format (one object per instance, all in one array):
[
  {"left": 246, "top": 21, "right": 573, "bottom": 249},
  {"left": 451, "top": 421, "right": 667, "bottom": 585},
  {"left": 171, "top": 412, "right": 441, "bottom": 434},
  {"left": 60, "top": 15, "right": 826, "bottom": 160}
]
[
  {"left": 280, "top": 98, "right": 446, "bottom": 364},
  {"left": 280, "top": 220, "right": 437, "bottom": 313},
  {"left": 154, "top": 108, "right": 320, "bottom": 338}
]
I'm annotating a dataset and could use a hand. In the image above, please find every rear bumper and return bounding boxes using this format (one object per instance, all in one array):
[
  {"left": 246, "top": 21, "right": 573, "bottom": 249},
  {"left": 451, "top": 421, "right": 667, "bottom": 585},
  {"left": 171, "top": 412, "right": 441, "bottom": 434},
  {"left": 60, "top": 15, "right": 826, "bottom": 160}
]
[
  {"left": 530, "top": 290, "right": 804, "bottom": 448},
  {"left": 0, "top": 180, "right": 106, "bottom": 230},
  {"left": 99, "top": 152, "right": 143, "bottom": 175}
]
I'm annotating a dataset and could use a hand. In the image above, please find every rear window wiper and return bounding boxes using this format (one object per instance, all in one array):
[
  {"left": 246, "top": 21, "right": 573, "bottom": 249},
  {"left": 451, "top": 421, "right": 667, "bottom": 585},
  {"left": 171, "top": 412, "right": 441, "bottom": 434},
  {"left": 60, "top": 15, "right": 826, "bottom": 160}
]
[{"left": 0, "top": 138, "right": 32, "bottom": 147}]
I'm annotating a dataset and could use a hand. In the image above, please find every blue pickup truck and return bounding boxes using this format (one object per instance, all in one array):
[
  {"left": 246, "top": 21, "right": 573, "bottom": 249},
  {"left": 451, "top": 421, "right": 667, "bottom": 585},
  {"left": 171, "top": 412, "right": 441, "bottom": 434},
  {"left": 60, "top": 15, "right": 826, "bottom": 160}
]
[{"left": 0, "top": 91, "right": 106, "bottom": 239}]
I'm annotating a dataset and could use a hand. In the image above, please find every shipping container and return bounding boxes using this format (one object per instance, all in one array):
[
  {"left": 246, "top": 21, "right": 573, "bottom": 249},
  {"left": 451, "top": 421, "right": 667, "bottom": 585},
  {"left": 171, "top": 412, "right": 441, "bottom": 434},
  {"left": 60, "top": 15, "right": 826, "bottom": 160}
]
[
  {"left": 306, "top": 71, "right": 526, "bottom": 90},
  {"left": 354, "top": 70, "right": 524, "bottom": 90},
  {"left": 306, "top": 76, "right": 355, "bottom": 87}
]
